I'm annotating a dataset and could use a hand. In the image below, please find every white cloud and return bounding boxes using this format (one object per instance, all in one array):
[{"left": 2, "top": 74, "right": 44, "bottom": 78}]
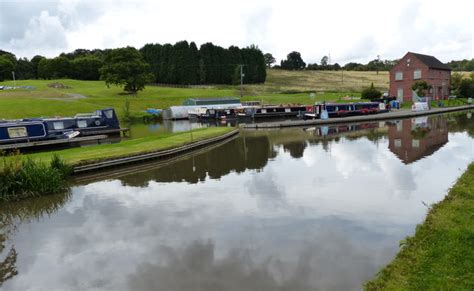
[
  {"left": 7, "top": 10, "right": 68, "bottom": 57},
  {"left": 0, "top": 0, "right": 472, "bottom": 62}
]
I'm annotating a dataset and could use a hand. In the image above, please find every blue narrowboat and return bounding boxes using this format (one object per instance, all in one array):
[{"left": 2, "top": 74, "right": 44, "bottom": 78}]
[
  {"left": 306, "top": 102, "right": 388, "bottom": 119},
  {"left": 0, "top": 108, "right": 120, "bottom": 144}
]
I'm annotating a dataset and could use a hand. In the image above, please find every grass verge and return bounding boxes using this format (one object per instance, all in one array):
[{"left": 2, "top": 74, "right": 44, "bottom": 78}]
[{"left": 365, "top": 162, "right": 474, "bottom": 290}]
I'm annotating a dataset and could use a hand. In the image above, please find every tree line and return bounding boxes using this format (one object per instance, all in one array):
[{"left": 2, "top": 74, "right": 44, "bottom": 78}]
[
  {"left": 141, "top": 41, "right": 265, "bottom": 85},
  {"left": 0, "top": 42, "right": 266, "bottom": 85},
  {"left": 266, "top": 51, "right": 472, "bottom": 72}
]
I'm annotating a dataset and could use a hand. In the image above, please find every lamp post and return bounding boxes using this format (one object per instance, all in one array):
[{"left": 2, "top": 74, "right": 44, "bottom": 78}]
[
  {"left": 240, "top": 64, "right": 245, "bottom": 98},
  {"left": 12, "top": 71, "right": 16, "bottom": 88}
]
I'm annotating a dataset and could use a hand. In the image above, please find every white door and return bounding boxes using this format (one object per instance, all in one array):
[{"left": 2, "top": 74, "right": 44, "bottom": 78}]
[{"left": 397, "top": 88, "right": 403, "bottom": 102}]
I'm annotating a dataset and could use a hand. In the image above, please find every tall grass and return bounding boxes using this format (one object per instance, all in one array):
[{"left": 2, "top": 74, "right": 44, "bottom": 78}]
[{"left": 0, "top": 153, "right": 71, "bottom": 202}]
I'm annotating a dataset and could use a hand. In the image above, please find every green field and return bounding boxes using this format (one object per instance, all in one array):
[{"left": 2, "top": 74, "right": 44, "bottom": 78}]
[
  {"left": 0, "top": 70, "right": 386, "bottom": 120},
  {"left": 18, "top": 127, "right": 234, "bottom": 166},
  {"left": 365, "top": 163, "right": 474, "bottom": 290}
]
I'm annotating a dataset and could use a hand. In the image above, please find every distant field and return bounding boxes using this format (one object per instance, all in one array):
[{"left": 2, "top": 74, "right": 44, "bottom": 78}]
[{"left": 246, "top": 69, "right": 390, "bottom": 94}]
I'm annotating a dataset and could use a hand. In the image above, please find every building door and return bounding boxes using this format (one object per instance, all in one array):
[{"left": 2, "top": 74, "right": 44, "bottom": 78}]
[
  {"left": 412, "top": 90, "right": 419, "bottom": 101},
  {"left": 397, "top": 88, "right": 403, "bottom": 102}
]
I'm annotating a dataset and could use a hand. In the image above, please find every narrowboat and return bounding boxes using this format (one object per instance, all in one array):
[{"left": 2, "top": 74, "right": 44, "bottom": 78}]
[
  {"left": 0, "top": 108, "right": 120, "bottom": 144},
  {"left": 238, "top": 105, "right": 308, "bottom": 119},
  {"left": 304, "top": 102, "right": 388, "bottom": 119},
  {"left": 198, "top": 108, "right": 238, "bottom": 120}
]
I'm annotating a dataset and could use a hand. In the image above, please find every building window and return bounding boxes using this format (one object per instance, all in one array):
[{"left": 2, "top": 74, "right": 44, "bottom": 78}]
[
  {"left": 396, "top": 122, "right": 403, "bottom": 132},
  {"left": 414, "top": 69, "right": 421, "bottom": 79},
  {"left": 412, "top": 140, "right": 420, "bottom": 148},
  {"left": 395, "top": 72, "right": 403, "bottom": 81}
]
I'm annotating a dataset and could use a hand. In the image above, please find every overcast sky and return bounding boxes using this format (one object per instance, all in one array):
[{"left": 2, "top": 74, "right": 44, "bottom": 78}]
[{"left": 1, "top": 0, "right": 473, "bottom": 64}]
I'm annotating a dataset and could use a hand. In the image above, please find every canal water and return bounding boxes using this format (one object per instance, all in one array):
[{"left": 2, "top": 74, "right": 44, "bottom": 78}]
[{"left": 1, "top": 112, "right": 473, "bottom": 290}]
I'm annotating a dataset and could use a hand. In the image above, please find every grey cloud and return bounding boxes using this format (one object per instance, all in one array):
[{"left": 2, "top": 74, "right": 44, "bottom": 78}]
[
  {"left": 0, "top": 0, "right": 108, "bottom": 57},
  {"left": 0, "top": 1, "right": 59, "bottom": 43}
]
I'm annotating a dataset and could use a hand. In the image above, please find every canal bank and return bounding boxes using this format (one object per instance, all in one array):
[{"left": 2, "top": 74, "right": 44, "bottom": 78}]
[
  {"left": 1, "top": 127, "right": 238, "bottom": 202},
  {"left": 365, "top": 162, "right": 474, "bottom": 290},
  {"left": 19, "top": 127, "right": 238, "bottom": 173},
  {"left": 72, "top": 128, "right": 239, "bottom": 173},
  {"left": 243, "top": 105, "right": 474, "bottom": 129}
]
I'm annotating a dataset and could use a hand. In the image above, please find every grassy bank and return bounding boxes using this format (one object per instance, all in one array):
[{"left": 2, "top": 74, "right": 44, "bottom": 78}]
[
  {"left": 0, "top": 154, "right": 71, "bottom": 202},
  {"left": 365, "top": 163, "right": 474, "bottom": 290},
  {"left": 19, "top": 127, "right": 235, "bottom": 166}
]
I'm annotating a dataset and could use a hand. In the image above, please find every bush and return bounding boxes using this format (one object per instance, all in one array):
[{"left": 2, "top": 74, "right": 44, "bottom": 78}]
[
  {"left": 0, "top": 154, "right": 71, "bottom": 202},
  {"left": 361, "top": 83, "right": 382, "bottom": 100}
]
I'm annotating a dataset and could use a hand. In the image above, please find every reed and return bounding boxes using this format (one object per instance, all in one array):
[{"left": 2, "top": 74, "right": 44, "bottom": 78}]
[{"left": 0, "top": 153, "right": 71, "bottom": 202}]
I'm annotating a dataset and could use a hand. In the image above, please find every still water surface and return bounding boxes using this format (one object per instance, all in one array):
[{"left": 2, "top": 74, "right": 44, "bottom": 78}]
[{"left": 1, "top": 112, "right": 473, "bottom": 290}]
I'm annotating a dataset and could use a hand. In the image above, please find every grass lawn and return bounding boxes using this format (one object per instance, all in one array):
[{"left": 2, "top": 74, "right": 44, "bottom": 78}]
[
  {"left": 365, "top": 162, "right": 474, "bottom": 290},
  {"left": 17, "top": 127, "right": 235, "bottom": 166}
]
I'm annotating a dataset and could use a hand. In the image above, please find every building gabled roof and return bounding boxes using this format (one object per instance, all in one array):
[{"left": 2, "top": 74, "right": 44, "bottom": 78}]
[{"left": 409, "top": 52, "right": 451, "bottom": 71}]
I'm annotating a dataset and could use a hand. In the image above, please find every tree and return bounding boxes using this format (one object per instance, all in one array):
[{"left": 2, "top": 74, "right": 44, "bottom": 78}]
[
  {"left": 280, "top": 51, "right": 305, "bottom": 70},
  {"left": 361, "top": 83, "right": 382, "bottom": 100},
  {"left": 264, "top": 53, "right": 276, "bottom": 68},
  {"left": 458, "top": 78, "right": 474, "bottom": 98},
  {"left": 320, "top": 55, "right": 329, "bottom": 67},
  {"left": 31, "top": 55, "right": 45, "bottom": 79},
  {"left": 37, "top": 58, "right": 53, "bottom": 79},
  {"left": 451, "top": 72, "right": 463, "bottom": 94},
  {"left": 411, "top": 80, "right": 431, "bottom": 97},
  {"left": 100, "top": 47, "right": 153, "bottom": 95},
  {"left": 49, "top": 56, "right": 73, "bottom": 78},
  {"left": 15, "top": 58, "right": 35, "bottom": 79},
  {"left": 139, "top": 43, "right": 163, "bottom": 83},
  {"left": 71, "top": 56, "right": 103, "bottom": 80},
  {"left": 0, "top": 55, "right": 15, "bottom": 82}
]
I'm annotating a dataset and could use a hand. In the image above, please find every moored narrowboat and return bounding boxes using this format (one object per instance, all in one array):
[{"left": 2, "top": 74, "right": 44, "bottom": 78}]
[
  {"left": 0, "top": 108, "right": 120, "bottom": 144},
  {"left": 238, "top": 105, "right": 308, "bottom": 119},
  {"left": 304, "top": 102, "right": 389, "bottom": 119}
]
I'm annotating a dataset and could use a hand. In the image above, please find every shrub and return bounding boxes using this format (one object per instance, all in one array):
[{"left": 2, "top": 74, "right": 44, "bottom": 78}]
[
  {"left": 361, "top": 83, "right": 382, "bottom": 100},
  {"left": 0, "top": 154, "right": 71, "bottom": 202}
]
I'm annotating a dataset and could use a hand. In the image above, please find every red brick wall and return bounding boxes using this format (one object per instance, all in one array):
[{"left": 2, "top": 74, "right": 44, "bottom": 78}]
[{"left": 389, "top": 53, "right": 450, "bottom": 102}]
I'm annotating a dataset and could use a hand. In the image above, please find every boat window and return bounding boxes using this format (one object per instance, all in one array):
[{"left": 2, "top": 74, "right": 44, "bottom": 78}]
[
  {"left": 77, "top": 120, "right": 88, "bottom": 128},
  {"left": 104, "top": 110, "right": 114, "bottom": 119},
  {"left": 53, "top": 122, "right": 64, "bottom": 130},
  {"left": 7, "top": 127, "right": 27, "bottom": 138}
]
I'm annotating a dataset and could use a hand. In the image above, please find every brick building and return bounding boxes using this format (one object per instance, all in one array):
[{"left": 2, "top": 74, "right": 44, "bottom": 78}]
[{"left": 389, "top": 52, "right": 451, "bottom": 102}]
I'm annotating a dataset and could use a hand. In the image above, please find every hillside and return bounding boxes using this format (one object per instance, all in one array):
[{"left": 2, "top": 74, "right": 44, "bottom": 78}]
[{"left": 246, "top": 69, "right": 389, "bottom": 95}]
